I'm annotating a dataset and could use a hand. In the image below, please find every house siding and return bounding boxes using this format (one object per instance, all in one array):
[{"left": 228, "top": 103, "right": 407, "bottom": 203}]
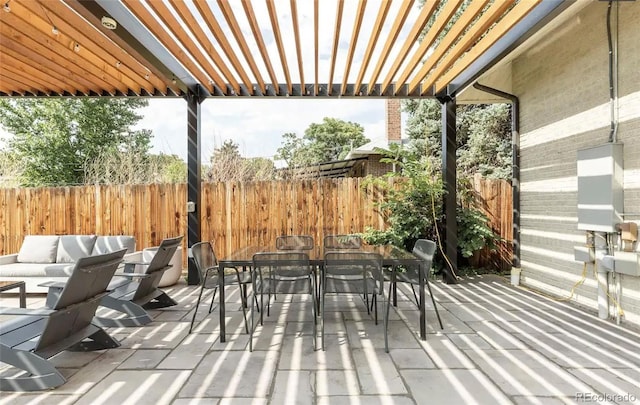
[{"left": 513, "top": 2, "right": 640, "bottom": 326}]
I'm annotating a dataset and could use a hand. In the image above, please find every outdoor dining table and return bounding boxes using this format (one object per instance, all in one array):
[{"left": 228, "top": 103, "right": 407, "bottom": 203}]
[{"left": 217, "top": 244, "right": 430, "bottom": 343}]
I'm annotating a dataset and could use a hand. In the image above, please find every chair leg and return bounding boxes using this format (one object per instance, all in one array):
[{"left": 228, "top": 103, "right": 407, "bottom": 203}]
[
  {"left": 190, "top": 284, "right": 206, "bottom": 334},
  {"left": 70, "top": 326, "right": 121, "bottom": 351},
  {"left": 242, "top": 273, "right": 249, "bottom": 309},
  {"left": 142, "top": 290, "right": 178, "bottom": 309},
  {"left": 385, "top": 280, "right": 393, "bottom": 353},
  {"left": 0, "top": 344, "right": 66, "bottom": 391},
  {"left": 311, "top": 275, "right": 317, "bottom": 351},
  {"left": 236, "top": 277, "right": 249, "bottom": 335},
  {"left": 373, "top": 295, "right": 378, "bottom": 325},
  {"left": 365, "top": 289, "right": 370, "bottom": 315},
  {"left": 426, "top": 279, "right": 444, "bottom": 330},
  {"left": 321, "top": 283, "right": 325, "bottom": 351},
  {"left": 250, "top": 284, "right": 255, "bottom": 352},
  {"left": 209, "top": 287, "right": 218, "bottom": 313},
  {"left": 96, "top": 295, "right": 152, "bottom": 327},
  {"left": 410, "top": 284, "right": 420, "bottom": 308}
]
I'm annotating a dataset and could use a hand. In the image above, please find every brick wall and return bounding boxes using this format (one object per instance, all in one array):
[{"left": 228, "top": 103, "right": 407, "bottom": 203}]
[
  {"left": 513, "top": 1, "right": 640, "bottom": 326},
  {"left": 386, "top": 99, "right": 402, "bottom": 142},
  {"left": 365, "top": 156, "right": 394, "bottom": 177}
]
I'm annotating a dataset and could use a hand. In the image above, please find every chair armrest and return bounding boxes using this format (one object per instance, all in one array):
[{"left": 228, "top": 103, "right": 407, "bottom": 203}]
[
  {"left": 0, "top": 307, "right": 54, "bottom": 316},
  {"left": 0, "top": 253, "right": 18, "bottom": 265},
  {"left": 38, "top": 281, "right": 67, "bottom": 289},
  {"left": 124, "top": 251, "right": 143, "bottom": 261},
  {"left": 114, "top": 271, "right": 150, "bottom": 278}
]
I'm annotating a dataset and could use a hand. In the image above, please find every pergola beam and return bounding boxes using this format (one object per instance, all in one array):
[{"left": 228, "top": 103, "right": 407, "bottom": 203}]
[
  {"left": 73, "top": 0, "right": 197, "bottom": 96},
  {"left": 439, "top": 0, "right": 573, "bottom": 97}
]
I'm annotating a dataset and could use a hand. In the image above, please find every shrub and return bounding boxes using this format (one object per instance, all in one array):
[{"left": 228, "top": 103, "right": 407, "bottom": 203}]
[{"left": 361, "top": 144, "right": 499, "bottom": 268}]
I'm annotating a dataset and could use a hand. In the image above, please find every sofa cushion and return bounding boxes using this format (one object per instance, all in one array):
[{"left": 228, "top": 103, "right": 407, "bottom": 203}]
[
  {"left": 93, "top": 236, "right": 136, "bottom": 255},
  {"left": 56, "top": 235, "right": 98, "bottom": 263},
  {"left": 43, "top": 263, "right": 77, "bottom": 277},
  {"left": 17, "top": 235, "right": 60, "bottom": 263},
  {"left": 0, "top": 262, "right": 49, "bottom": 277}
]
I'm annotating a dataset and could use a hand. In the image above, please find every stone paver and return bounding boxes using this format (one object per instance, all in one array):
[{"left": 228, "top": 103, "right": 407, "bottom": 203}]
[
  {"left": 1, "top": 275, "right": 640, "bottom": 404},
  {"left": 402, "top": 369, "right": 512, "bottom": 404}
]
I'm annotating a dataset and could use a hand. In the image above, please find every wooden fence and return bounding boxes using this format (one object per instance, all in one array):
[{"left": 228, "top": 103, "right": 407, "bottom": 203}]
[
  {"left": 0, "top": 177, "right": 512, "bottom": 270},
  {"left": 469, "top": 175, "right": 513, "bottom": 271}
]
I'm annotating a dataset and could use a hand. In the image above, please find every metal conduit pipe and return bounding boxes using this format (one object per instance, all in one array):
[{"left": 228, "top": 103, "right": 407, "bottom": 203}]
[
  {"left": 594, "top": 232, "right": 610, "bottom": 320},
  {"left": 472, "top": 83, "right": 521, "bottom": 269}
]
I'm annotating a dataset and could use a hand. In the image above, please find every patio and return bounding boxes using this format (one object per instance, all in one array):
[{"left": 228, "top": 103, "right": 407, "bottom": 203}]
[{"left": 1, "top": 275, "right": 639, "bottom": 404}]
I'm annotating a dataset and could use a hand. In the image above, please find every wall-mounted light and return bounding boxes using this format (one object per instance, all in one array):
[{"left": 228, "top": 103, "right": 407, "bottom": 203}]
[
  {"left": 101, "top": 16, "right": 117, "bottom": 30},
  {"left": 3, "top": 1, "right": 10, "bottom": 12},
  {"left": 74, "top": 43, "right": 80, "bottom": 52},
  {"left": 51, "top": 26, "right": 59, "bottom": 35}
]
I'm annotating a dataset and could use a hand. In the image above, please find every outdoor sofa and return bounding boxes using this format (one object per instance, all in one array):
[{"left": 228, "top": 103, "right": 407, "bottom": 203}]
[{"left": 0, "top": 235, "right": 139, "bottom": 293}]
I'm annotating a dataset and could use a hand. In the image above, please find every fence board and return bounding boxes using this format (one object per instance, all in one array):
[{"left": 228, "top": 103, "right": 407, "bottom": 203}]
[{"left": 0, "top": 177, "right": 512, "bottom": 271}]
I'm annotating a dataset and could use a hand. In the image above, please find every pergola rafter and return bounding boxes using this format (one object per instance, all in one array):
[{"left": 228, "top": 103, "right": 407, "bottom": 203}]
[{"left": 0, "top": 0, "right": 572, "bottom": 98}]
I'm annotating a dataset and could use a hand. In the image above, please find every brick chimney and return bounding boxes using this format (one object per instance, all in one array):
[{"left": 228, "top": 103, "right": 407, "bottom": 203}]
[{"left": 385, "top": 98, "right": 401, "bottom": 143}]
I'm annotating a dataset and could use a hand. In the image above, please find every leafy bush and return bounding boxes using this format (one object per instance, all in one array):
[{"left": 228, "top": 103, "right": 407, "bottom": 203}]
[{"left": 361, "top": 144, "right": 499, "bottom": 264}]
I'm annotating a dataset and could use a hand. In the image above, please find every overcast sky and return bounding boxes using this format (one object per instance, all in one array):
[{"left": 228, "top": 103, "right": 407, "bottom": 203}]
[{"left": 136, "top": 98, "right": 390, "bottom": 162}]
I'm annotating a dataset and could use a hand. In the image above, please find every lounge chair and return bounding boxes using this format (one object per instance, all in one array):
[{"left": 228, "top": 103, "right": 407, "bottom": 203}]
[
  {"left": 0, "top": 249, "right": 126, "bottom": 391},
  {"left": 94, "top": 236, "right": 183, "bottom": 327}
]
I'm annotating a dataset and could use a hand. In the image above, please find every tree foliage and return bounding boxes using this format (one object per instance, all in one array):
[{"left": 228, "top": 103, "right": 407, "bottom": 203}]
[
  {"left": 275, "top": 117, "right": 369, "bottom": 167},
  {"left": 0, "top": 98, "right": 151, "bottom": 186},
  {"left": 403, "top": 99, "right": 512, "bottom": 179},
  {"left": 206, "top": 139, "right": 275, "bottom": 182},
  {"left": 83, "top": 151, "right": 186, "bottom": 185}
]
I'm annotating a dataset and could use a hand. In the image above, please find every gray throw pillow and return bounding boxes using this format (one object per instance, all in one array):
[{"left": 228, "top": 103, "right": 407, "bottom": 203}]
[{"left": 17, "top": 235, "right": 60, "bottom": 263}]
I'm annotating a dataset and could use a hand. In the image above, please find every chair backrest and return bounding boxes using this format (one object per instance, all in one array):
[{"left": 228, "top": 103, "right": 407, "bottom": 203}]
[
  {"left": 323, "top": 234, "right": 363, "bottom": 250},
  {"left": 413, "top": 239, "right": 437, "bottom": 264},
  {"left": 191, "top": 241, "right": 217, "bottom": 281},
  {"left": 276, "top": 235, "right": 314, "bottom": 250},
  {"left": 132, "top": 236, "right": 183, "bottom": 301},
  {"left": 144, "top": 236, "right": 183, "bottom": 274},
  {"left": 323, "top": 251, "right": 383, "bottom": 293},
  {"left": 37, "top": 249, "right": 126, "bottom": 352},
  {"left": 253, "top": 251, "right": 311, "bottom": 280},
  {"left": 52, "top": 249, "right": 127, "bottom": 310}
]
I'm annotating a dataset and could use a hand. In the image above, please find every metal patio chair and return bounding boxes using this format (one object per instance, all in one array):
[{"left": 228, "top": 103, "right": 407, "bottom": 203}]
[
  {"left": 189, "top": 241, "right": 251, "bottom": 334},
  {"left": 385, "top": 239, "right": 443, "bottom": 330},
  {"left": 323, "top": 234, "right": 363, "bottom": 250},
  {"left": 276, "top": 235, "right": 314, "bottom": 250},
  {"left": 250, "top": 252, "right": 316, "bottom": 351},
  {"left": 321, "top": 251, "right": 387, "bottom": 352}
]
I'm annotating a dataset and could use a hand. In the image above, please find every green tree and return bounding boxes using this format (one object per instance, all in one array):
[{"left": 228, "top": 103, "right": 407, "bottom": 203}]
[
  {"left": 151, "top": 153, "right": 187, "bottom": 183},
  {"left": 213, "top": 139, "right": 241, "bottom": 161},
  {"left": 275, "top": 117, "right": 369, "bottom": 167},
  {"left": 0, "top": 98, "right": 151, "bottom": 186},
  {"left": 459, "top": 104, "right": 512, "bottom": 179},
  {"left": 0, "top": 150, "right": 23, "bottom": 187},
  {"left": 403, "top": 100, "right": 512, "bottom": 179}
]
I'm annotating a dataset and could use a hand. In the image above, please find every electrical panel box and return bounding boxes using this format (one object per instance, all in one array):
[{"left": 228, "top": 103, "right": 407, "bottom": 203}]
[{"left": 577, "top": 143, "right": 623, "bottom": 232}]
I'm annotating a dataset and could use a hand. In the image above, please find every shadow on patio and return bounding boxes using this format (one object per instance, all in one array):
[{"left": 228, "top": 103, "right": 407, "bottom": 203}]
[{"left": 1, "top": 275, "right": 640, "bottom": 404}]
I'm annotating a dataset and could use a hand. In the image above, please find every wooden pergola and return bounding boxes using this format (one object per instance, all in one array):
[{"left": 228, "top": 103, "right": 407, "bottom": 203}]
[{"left": 0, "top": 0, "right": 573, "bottom": 283}]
